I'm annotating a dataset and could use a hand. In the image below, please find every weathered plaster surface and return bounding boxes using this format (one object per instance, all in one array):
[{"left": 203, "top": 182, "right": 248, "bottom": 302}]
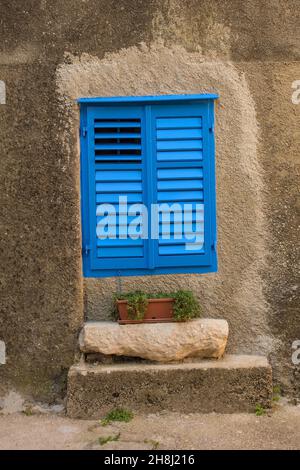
[
  {"left": 0, "top": 0, "right": 299, "bottom": 400},
  {"left": 57, "top": 43, "right": 274, "bottom": 357}
]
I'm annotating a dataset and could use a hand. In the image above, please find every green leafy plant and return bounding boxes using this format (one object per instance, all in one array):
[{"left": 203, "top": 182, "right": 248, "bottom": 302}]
[
  {"left": 172, "top": 290, "right": 201, "bottom": 321},
  {"left": 272, "top": 385, "right": 281, "bottom": 402},
  {"left": 101, "top": 408, "right": 134, "bottom": 426},
  {"left": 99, "top": 433, "right": 120, "bottom": 445},
  {"left": 255, "top": 404, "right": 266, "bottom": 416},
  {"left": 114, "top": 291, "right": 148, "bottom": 321},
  {"left": 114, "top": 290, "right": 201, "bottom": 322}
]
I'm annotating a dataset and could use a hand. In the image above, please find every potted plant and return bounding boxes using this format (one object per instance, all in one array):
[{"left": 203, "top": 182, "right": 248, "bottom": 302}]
[{"left": 114, "top": 290, "right": 201, "bottom": 324}]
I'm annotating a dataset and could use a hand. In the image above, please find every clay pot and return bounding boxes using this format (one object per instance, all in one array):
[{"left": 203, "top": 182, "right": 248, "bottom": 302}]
[{"left": 117, "top": 298, "right": 174, "bottom": 324}]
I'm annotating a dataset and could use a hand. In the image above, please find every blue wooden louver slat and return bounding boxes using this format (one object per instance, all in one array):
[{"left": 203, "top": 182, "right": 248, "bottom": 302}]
[
  {"left": 80, "top": 95, "right": 218, "bottom": 277},
  {"left": 157, "top": 129, "right": 202, "bottom": 140},
  {"left": 157, "top": 140, "right": 203, "bottom": 151},
  {"left": 94, "top": 143, "right": 142, "bottom": 150},
  {"left": 156, "top": 117, "right": 202, "bottom": 128},
  {"left": 94, "top": 121, "right": 141, "bottom": 128},
  {"left": 95, "top": 133, "right": 141, "bottom": 139}
]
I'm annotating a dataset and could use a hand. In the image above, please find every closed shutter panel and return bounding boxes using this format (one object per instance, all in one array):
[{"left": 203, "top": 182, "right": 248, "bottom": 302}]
[
  {"left": 151, "top": 104, "right": 215, "bottom": 269},
  {"left": 85, "top": 106, "right": 148, "bottom": 273}
]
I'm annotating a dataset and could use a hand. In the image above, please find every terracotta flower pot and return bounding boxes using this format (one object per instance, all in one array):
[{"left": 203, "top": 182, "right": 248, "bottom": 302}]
[{"left": 117, "top": 298, "right": 174, "bottom": 324}]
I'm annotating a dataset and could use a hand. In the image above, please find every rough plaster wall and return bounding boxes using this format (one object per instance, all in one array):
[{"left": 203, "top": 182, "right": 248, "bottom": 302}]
[
  {"left": 242, "top": 62, "right": 300, "bottom": 394},
  {"left": 56, "top": 43, "right": 274, "bottom": 356},
  {"left": 0, "top": 61, "right": 84, "bottom": 401},
  {"left": 150, "top": 0, "right": 300, "bottom": 62},
  {"left": 1, "top": 0, "right": 298, "bottom": 400}
]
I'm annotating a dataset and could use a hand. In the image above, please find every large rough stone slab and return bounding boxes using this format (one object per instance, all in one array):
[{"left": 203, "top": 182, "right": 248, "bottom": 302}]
[
  {"left": 79, "top": 319, "right": 229, "bottom": 362},
  {"left": 67, "top": 355, "right": 273, "bottom": 418}
]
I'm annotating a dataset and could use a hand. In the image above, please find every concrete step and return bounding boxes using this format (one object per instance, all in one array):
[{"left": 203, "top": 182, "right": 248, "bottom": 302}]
[{"left": 67, "top": 355, "right": 272, "bottom": 419}]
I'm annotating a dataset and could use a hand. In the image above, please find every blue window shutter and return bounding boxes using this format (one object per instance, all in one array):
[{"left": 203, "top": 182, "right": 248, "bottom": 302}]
[
  {"left": 82, "top": 106, "right": 149, "bottom": 275},
  {"left": 150, "top": 103, "right": 216, "bottom": 270},
  {"left": 80, "top": 95, "right": 217, "bottom": 277}
]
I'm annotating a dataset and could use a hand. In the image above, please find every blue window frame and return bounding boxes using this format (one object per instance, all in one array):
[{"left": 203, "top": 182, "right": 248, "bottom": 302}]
[{"left": 79, "top": 94, "right": 218, "bottom": 277}]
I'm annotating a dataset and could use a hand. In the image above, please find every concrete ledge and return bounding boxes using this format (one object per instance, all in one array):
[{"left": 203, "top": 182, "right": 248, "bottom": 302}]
[
  {"left": 79, "top": 319, "right": 229, "bottom": 362},
  {"left": 67, "top": 355, "right": 272, "bottom": 418}
]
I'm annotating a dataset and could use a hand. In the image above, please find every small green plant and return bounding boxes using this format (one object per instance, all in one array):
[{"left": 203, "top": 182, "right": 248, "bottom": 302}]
[
  {"left": 114, "top": 291, "right": 148, "bottom": 321},
  {"left": 272, "top": 385, "right": 281, "bottom": 402},
  {"left": 255, "top": 404, "right": 266, "bottom": 416},
  {"left": 22, "top": 406, "right": 33, "bottom": 416},
  {"left": 172, "top": 290, "right": 201, "bottom": 321},
  {"left": 144, "top": 438, "right": 160, "bottom": 450},
  {"left": 101, "top": 408, "right": 134, "bottom": 426},
  {"left": 114, "top": 290, "right": 201, "bottom": 322},
  {"left": 99, "top": 432, "right": 120, "bottom": 446}
]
